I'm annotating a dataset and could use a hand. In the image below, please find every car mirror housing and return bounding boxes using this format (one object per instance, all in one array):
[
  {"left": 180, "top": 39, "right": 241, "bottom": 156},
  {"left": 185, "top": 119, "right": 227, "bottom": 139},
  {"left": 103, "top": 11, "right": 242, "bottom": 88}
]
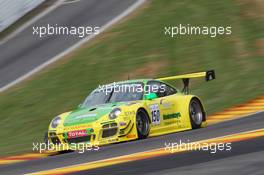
[{"left": 145, "top": 93, "right": 158, "bottom": 100}]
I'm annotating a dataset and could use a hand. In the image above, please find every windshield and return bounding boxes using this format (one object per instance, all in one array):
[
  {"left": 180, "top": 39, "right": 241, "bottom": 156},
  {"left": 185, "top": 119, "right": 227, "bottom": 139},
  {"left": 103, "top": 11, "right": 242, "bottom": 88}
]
[{"left": 82, "top": 83, "right": 144, "bottom": 107}]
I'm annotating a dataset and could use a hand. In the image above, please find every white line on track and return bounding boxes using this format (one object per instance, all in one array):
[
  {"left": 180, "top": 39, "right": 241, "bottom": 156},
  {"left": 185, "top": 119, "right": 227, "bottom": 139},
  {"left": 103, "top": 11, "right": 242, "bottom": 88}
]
[
  {"left": 62, "top": 0, "right": 82, "bottom": 5},
  {"left": 0, "top": 0, "right": 146, "bottom": 93}
]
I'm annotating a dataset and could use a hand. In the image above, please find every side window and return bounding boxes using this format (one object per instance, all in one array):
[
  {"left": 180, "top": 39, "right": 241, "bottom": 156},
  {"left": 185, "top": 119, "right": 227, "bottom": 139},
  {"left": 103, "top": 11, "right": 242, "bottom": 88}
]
[
  {"left": 163, "top": 83, "right": 177, "bottom": 96},
  {"left": 146, "top": 81, "right": 176, "bottom": 98},
  {"left": 146, "top": 81, "right": 161, "bottom": 96}
]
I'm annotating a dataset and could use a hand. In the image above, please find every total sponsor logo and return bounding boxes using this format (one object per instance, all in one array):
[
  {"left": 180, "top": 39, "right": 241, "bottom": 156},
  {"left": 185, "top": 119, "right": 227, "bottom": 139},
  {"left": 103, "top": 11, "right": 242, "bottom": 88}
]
[{"left": 68, "top": 130, "right": 88, "bottom": 138}]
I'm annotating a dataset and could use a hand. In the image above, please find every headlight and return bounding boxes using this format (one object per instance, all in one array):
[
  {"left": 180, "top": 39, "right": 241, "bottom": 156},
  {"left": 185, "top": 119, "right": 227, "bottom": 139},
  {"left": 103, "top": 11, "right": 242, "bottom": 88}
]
[
  {"left": 109, "top": 108, "right": 121, "bottom": 120},
  {"left": 51, "top": 116, "right": 61, "bottom": 128}
]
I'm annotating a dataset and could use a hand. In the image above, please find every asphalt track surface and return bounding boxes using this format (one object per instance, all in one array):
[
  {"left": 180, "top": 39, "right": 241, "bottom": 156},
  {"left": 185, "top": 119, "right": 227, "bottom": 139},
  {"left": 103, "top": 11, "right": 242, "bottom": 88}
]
[
  {"left": 0, "top": 111, "right": 263, "bottom": 175},
  {"left": 0, "top": 0, "right": 138, "bottom": 91},
  {"left": 74, "top": 138, "right": 264, "bottom": 175}
]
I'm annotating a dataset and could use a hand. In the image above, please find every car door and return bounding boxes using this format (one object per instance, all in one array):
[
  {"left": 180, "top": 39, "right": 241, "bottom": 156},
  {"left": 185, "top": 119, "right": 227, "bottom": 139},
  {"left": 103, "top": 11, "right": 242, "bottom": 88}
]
[
  {"left": 145, "top": 81, "right": 177, "bottom": 134},
  {"left": 158, "top": 82, "right": 182, "bottom": 128}
]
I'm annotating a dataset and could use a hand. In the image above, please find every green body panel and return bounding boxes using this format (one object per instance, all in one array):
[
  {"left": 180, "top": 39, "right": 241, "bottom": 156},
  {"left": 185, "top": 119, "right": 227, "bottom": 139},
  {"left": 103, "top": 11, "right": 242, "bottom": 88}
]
[{"left": 63, "top": 102, "right": 126, "bottom": 126}]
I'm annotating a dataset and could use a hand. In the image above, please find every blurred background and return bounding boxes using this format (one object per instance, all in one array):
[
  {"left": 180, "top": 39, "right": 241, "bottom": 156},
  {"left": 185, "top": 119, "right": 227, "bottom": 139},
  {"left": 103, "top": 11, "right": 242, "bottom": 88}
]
[{"left": 0, "top": 0, "right": 263, "bottom": 157}]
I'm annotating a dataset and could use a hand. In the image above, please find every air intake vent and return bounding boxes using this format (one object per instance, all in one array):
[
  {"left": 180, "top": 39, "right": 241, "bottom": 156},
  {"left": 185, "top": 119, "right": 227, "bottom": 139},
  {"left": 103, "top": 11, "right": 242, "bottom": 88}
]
[{"left": 89, "top": 108, "right": 97, "bottom": 111}]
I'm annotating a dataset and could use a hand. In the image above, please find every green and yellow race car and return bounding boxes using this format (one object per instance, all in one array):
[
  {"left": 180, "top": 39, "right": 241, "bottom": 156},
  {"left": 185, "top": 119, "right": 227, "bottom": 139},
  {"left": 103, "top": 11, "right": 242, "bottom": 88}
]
[{"left": 45, "top": 70, "right": 215, "bottom": 151}]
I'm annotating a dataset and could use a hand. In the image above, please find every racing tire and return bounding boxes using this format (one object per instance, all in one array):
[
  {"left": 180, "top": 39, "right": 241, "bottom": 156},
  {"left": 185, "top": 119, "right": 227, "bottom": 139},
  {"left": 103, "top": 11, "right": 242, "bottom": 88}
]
[
  {"left": 136, "top": 109, "right": 150, "bottom": 139},
  {"left": 189, "top": 98, "right": 204, "bottom": 129},
  {"left": 44, "top": 132, "right": 73, "bottom": 154}
]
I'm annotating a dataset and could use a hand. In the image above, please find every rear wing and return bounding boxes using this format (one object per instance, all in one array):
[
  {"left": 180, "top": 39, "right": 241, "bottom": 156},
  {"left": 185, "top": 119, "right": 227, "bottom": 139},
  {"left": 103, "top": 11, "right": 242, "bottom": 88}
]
[{"left": 156, "top": 70, "right": 215, "bottom": 94}]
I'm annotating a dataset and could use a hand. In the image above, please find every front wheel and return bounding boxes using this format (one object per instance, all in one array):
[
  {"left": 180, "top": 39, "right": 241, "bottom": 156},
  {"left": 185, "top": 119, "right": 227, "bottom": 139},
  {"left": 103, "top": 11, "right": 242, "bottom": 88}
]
[
  {"left": 136, "top": 109, "right": 150, "bottom": 139},
  {"left": 189, "top": 98, "right": 204, "bottom": 129}
]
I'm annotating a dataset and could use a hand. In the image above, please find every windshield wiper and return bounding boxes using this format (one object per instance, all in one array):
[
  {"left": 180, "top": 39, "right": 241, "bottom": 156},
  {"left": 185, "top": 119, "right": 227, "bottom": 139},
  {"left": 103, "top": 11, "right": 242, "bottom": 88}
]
[{"left": 106, "top": 89, "right": 114, "bottom": 103}]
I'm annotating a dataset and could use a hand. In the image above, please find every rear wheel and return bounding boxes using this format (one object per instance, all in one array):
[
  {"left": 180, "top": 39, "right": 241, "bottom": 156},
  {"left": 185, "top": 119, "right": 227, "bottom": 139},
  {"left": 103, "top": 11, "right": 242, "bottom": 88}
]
[
  {"left": 189, "top": 98, "right": 204, "bottom": 129},
  {"left": 136, "top": 109, "right": 150, "bottom": 139}
]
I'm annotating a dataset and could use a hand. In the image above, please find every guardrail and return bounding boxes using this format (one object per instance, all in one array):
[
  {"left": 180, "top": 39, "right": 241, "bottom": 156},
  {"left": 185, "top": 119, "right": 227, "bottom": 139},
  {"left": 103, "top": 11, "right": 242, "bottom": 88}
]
[{"left": 0, "top": 0, "right": 46, "bottom": 32}]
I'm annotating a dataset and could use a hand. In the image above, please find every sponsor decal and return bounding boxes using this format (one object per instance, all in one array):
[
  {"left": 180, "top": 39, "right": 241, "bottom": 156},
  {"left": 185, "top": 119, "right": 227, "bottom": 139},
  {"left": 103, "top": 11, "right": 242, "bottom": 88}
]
[
  {"left": 161, "top": 102, "right": 172, "bottom": 109},
  {"left": 126, "top": 102, "right": 137, "bottom": 106},
  {"left": 164, "top": 121, "right": 174, "bottom": 125},
  {"left": 164, "top": 120, "right": 182, "bottom": 126},
  {"left": 75, "top": 113, "right": 97, "bottom": 119},
  {"left": 64, "top": 125, "right": 92, "bottom": 131},
  {"left": 124, "top": 111, "right": 136, "bottom": 116},
  {"left": 68, "top": 130, "right": 88, "bottom": 138},
  {"left": 100, "top": 140, "right": 107, "bottom": 144},
  {"left": 126, "top": 134, "right": 136, "bottom": 138},
  {"left": 163, "top": 112, "right": 181, "bottom": 120},
  {"left": 123, "top": 116, "right": 130, "bottom": 121},
  {"left": 149, "top": 104, "right": 161, "bottom": 125},
  {"left": 107, "top": 138, "right": 119, "bottom": 143},
  {"left": 119, "top": 122, "right": 127, "bottom": 126}
]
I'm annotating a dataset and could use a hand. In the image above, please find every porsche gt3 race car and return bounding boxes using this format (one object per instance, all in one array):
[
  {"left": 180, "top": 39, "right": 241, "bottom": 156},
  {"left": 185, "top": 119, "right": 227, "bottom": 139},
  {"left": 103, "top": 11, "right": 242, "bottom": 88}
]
[{"left": 45, "top": 70, "right": 215, "bottom": 151}]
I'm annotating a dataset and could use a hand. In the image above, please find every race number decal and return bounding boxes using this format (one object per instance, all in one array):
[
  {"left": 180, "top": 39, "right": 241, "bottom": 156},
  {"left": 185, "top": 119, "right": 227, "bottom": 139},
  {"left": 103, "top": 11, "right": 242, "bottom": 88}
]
[{"left": 149, "top": 104, "right": 160, "bottom": 125}]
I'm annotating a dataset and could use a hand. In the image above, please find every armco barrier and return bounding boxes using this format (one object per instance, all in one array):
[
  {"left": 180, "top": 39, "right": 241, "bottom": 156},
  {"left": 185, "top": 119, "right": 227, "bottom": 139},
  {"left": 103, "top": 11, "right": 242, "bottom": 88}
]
[{"left": 0, "top": 0, "right": 46, "bottom": 32}]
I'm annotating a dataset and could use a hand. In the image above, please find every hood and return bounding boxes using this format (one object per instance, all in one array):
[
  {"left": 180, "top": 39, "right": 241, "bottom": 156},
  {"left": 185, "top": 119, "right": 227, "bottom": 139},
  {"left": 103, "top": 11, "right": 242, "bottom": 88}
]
[{"left": 63, "top": 102, "right": 126, "bottom": 126}]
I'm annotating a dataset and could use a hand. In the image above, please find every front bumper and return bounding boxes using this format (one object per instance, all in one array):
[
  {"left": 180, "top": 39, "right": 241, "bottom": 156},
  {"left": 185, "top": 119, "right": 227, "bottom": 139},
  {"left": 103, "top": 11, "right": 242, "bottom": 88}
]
[{"left": 47, "top": 120, "right": 137, "bottom": 151}]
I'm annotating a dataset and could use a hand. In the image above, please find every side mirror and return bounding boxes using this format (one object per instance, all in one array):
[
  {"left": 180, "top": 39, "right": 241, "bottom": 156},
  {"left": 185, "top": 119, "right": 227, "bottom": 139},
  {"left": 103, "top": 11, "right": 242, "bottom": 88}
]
[{"left": 145, "top": 93, "right": 158, "bottom": 100}]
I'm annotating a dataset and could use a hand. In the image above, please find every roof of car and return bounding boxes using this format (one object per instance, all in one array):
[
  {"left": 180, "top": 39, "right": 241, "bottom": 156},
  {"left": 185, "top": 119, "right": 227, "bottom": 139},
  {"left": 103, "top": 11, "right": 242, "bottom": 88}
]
[
  {"left": 106, "top": 79, "right": 156, "bottom": 85},
  {"left": 93, "top": 78, "right": 178, "bottom": 92}
]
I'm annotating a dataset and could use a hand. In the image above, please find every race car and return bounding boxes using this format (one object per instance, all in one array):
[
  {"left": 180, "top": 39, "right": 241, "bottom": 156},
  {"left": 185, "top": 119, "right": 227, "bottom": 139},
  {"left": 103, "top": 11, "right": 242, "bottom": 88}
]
[{"left": 45, "top": 70, "right": 215, "bottom": 150}]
